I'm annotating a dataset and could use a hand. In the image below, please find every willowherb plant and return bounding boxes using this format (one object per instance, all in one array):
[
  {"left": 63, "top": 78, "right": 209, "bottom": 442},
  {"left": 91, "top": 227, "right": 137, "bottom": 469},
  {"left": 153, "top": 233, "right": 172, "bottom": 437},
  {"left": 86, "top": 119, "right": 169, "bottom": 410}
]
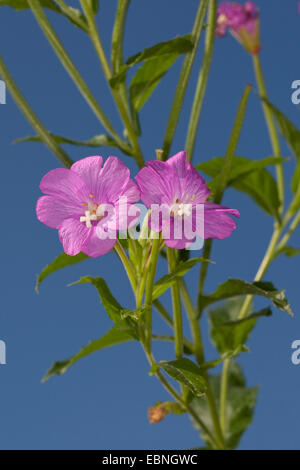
[{"left": 2, "top": 0, "right": 300, "bottom": 449}]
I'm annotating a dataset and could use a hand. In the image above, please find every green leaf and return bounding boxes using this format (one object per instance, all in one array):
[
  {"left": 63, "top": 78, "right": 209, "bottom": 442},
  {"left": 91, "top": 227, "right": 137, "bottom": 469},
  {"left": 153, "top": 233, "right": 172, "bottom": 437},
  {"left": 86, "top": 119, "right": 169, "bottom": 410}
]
[
  {"left": 0, "top": 0, "right": 88, "bottom": 31},
  {"left": 87, "top": 0, "right": 99, "bottom": 14},
  {"left": 110, "top": 35, "right": 194, "bottom": 87},
  {"left": 199, "top": 278, "right": 293, "bottom": 316},
  {"left": 263, "top": 99, "right": 300, "bottom": 159},
  {"left": 151, "top": 335, "right": 194, "bottom": 355},
  {"left": 35, "top": 252, "right": 88, "bottom": 293},
  {"left": 274, "top": 245, "right": 300, "bottom": 259},
  {"left": 152, "top": 358, "right": 207, "bottom": 397},
  {"left": 191, "top": 362, "right": 258, "bottom": 449},
  {"left": 209, "top": 298, "right": 272, "bottom": 355},
  {"left": 42, "top": 323, "right": 135, "bottom": 382},
  {"left": 291, "top": 160, "right": 300, "bottom": 194},
  {"left": 69, "top": 276, "right": 122, "bottom": 323},
  {"left": 129, "top": 54, "right": 178, "bottom": 112},
  {"left": 197, "top": 156, "right": 283, "bottom": 218},
  {"left": 152, "top": 257, "right": 212, "bottom": 300},
  {"left": 213, "top": 85, "right": 252, "bottom": 204},
  {"left": 261, "top": 100, "right": 300, "bottom": 196},
  {"left": 14, "top": 133, "right": 132, "bottom": 154},
  {"left": 70, "top": 276, "right": 140, "bottom": 337}
]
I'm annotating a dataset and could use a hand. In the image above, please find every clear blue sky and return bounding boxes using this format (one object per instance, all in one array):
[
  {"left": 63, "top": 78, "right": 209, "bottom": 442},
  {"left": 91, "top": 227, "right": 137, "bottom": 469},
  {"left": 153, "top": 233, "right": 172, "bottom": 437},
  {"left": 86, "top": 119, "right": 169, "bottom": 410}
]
[{"left": 0, "top": 0, "right": 300, "bottom": 450}]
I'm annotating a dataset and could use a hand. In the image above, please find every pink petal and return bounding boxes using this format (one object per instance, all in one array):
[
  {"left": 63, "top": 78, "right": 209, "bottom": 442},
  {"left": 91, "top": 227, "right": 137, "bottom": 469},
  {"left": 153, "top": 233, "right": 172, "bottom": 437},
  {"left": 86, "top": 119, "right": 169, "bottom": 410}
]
[
  {"left": 162, "top": 216, "right": 195, "bottom": 249},
  {"left": 113, "top": 202, "right": 141, "bottom": 231},
  {"left": 202, "top": 202, "right": 240, "bottom": 240},
  {"left": 82, "top": 227, "right": 116, "bottom": 258},
  {"left": 71, "top": 156, "right": 103, "bottom": 198},
  {"left": 40, "top": 168, "right": 90, "bottom": 205},
  {"left": 184, "top": 163, "right": 211, "bottom": 203},
  {"left": 58, "top": 218, "right": 90, "bottom": 256},
  {"left": 120, "top": 178, "right": 140, "bottom": 203},
  {"left": 36, "top": 195, "right": 83, "bottom": 229},
  {"left": 136, "top": 166, "right": 173, "bottom": 207},
  {"left": 98, "top": 156, "right": 130, "bottom": 203},
  {"left": 165, "top": 151, "right": 187, "bottom": 177}
]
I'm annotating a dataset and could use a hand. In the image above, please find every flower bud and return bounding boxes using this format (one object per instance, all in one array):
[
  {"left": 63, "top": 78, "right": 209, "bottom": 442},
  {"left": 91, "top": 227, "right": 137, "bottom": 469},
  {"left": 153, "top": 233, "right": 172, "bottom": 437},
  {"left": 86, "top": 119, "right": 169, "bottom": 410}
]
[{"left": 216, "top": 2, "right": 261, "bottom": 54}]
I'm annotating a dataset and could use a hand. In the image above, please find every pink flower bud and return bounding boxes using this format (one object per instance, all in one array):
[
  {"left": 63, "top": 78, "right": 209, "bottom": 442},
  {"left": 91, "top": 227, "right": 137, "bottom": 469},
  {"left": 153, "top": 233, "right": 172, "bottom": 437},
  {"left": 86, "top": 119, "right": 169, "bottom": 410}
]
[{"left": 216, "top": 1, "right": 261, "bottom": 54}]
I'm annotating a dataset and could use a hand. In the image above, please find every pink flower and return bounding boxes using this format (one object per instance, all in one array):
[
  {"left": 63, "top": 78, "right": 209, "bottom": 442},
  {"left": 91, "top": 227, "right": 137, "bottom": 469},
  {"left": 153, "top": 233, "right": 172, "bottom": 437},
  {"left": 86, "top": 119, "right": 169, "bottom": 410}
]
[
  {"left": 36, "top": 156, "right": 140, "bottom": 257},
  {"left": 216, "top": 1, "right": 261, "bottom": 54},
  {"left": 135, "top": 151, "right": 240, "bottom": 249}
]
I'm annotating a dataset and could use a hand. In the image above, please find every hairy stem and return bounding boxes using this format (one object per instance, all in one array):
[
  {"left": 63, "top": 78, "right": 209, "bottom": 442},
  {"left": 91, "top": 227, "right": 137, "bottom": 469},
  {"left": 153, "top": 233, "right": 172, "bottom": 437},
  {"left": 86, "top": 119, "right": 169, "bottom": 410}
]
[
  {"left": 114, "top": 240, "right": 137, "bottom": 296},
  {"left": 111, "top": 0, "right": 130, "bottom": 73},
  {"left": 144, "top": 348, "right": 221, "bottom": 449},
  {"left": 80, "top": 0, "right": 144, "bottom": 167},
  {"left": 179, "top": 279, "right": 225, "bottom": 449},
  {"left": 219, "top": 357, "right": 230, "bottom": 434},
  {"left": 167, "top": 249, "right": 183, "bottom": 359},
  {"left": 55, "top": 0, "right": 89, "bottom": 31},
  {"left": 162, "top": 0, "right": 209, "bottom": 160},
  {"left": 185, "top": 0, "right": 217, "bottom": 161},
  {"left": 252, "top": 54, "right": 284, "bottom": 214},
  {"left": 28, "top": 0, "right": 130, "bottom": 155},
  {"left": 0, "top": 54, "right": 73, "bottom": 168},
  {"left": 144, "top": 237, "right": 161, "bottom": 353}
]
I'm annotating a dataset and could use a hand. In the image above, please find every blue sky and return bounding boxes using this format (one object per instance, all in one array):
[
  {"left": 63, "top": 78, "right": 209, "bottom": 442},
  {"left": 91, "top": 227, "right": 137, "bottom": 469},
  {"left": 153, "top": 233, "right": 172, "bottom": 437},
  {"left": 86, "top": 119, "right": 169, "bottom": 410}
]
[{"left": 0, "top": 0, "right": 300, "bottom": 450}]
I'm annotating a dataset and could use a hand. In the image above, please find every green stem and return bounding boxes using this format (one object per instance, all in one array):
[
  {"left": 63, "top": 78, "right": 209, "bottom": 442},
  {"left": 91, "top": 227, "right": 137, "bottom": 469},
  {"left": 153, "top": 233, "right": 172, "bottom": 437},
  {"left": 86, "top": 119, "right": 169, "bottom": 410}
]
[
  {"left": 28, "top": 0, "right": 130, "bottom": 155},
  {"left": 277, "top": 209, "right": 300, "bottom": 253},
  {"left": 220, "top": 357, "right": 230, "bottom": 434},
  {"left": 114, "top": 240, "right": 137, "bottom": 296},
  {"left": 167, "top": 248, "right": 183, "bottom": 359},
  {"left": 252, "top": 54, "right": 284, "bottom": 213},
  {"left": 238, "top": 226, "right": 282, "bottom": 320},
  {"left": 179, "top": 279, "right": 225, "bottom": 449},
  {"left": 144, "top": 348, "right": 220, "bottom": 449},
  {"left": 185, "top": 0, "right": 217, "bottom": 161},
  {"left": 153, "top": 299, "right": 194, "bottom": 353},
  {"left": 197, "top": 85, "right": 252, "bottom": 315},
  {"left": 162, "top": 0, "right": 209, "bottom": 160},
  {"left": 111, "top": 0, "right": 130, "bottom": 73},
  {"left": 180, "top": 280, "right": 204, "bottom": 364},
  {"left": 55, "top": 0, "right": 89, "bottom": 31},
  {"left": 0, "top": 54, "right": 73, "bottom": 168},
  {"left": 80, "top": 0, "right": 144, "bottom": 168},
  {"left": 144, "top": 237, "right": 160, "bottom": 353}
]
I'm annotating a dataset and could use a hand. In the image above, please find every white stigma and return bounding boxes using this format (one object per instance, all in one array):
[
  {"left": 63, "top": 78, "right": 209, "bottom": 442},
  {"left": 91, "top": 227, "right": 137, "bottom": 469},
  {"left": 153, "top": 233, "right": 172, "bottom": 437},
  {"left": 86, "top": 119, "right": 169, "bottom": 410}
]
[
  {"left": 80, "top": 210, "right": 98, "bottom": 228},
  {"left": 170, "top": 201, "right": 192, "bottom": 218}
]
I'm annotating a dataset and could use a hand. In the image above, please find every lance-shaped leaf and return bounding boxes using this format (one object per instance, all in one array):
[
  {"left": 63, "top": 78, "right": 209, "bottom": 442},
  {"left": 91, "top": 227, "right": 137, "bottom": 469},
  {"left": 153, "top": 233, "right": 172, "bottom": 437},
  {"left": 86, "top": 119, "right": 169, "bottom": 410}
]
[
  {"left": 191, "top": 362, "right": 258, "bottom": 449},
  {"left": 109, "top": 35, "right": 194, "bottom": 87},
  {"left": 151, "top": 358, "right": 207, "bottom": 397},
  {"left": 209, "top": 298, "right": 272, "bottom": 355},
  {"left": 0, "top": 0, "right": 88, "bottom": 31},
  {"left": 129, "top": 54, "right": 178, "bottom": 112},
  {"left": 273, "top": 245, "right": 300, "bottom": 260},
  {"left": 42, "top": 322, "right": 136, "bottom": 382},
  {"left": 197, "top": 156, "right": 283, "bottom": 218},
  {"left": 35, "top": 252, "right": 88, "bottom": 293},
  {"left": 152, "top": 257, "right": 212, "bottom": 300},
  {"left": 14, "top": 133, "right": 132, "bottom": 154},
  {"left": 199, "top": 279, "right": 293, "bottom": 316},
  {"left": 261, "top": 100, "right": 300, "bottom": 196},
  {"left": 70, "top": 276, "right": 141, "bottom": 337},
  {"left": 262, "top": 99, "right": 300, "bottom": 160}
]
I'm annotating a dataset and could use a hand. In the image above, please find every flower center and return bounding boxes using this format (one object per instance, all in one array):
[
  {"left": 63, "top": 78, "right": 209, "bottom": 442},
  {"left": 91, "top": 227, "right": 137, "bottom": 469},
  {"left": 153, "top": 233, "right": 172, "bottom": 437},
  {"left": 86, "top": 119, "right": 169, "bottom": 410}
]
[
  {"left": 170, "top": 197, "right": 192, "bottom": 218},
  {"left": 80, "top": 197, "right": 105, "bottom": 228}
]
